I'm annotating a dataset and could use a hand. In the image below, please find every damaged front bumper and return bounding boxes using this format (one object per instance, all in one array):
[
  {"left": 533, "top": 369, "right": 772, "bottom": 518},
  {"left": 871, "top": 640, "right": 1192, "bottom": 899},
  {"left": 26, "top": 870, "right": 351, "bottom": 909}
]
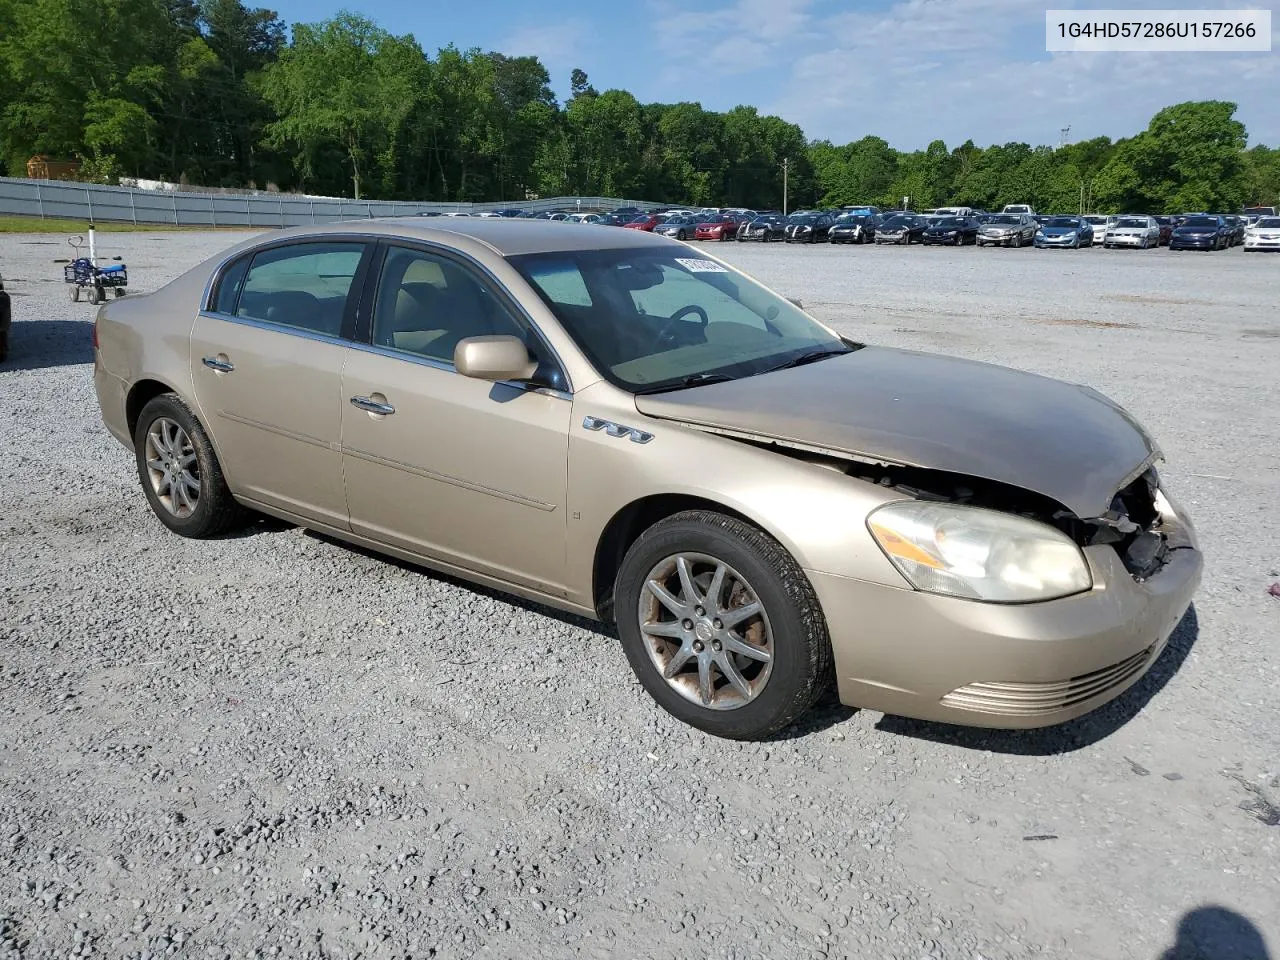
[{"left": 811, "top": 488, "right": 1201, "bottom": 728}]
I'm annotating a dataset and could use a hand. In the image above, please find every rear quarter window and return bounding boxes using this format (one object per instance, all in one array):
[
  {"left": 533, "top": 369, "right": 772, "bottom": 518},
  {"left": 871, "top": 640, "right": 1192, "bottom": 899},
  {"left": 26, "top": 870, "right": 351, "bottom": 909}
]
[{"left": 211, "top": 256, "right": 249, "bottom": 314}]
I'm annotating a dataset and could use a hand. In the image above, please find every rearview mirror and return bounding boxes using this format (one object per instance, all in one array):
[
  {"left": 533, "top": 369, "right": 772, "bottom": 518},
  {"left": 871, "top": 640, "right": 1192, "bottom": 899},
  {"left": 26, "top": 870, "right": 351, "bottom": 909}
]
[{"left": 454, "top": 335, "right": 537, "bottom": 382}]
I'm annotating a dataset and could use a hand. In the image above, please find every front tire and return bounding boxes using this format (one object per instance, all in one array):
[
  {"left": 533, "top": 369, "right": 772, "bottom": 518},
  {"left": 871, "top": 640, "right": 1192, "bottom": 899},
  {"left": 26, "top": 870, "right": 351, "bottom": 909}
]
[
  {"left": 133, "top": 393, "right": 247, "bottom": 539},
  {"left": 615, "top": 510, "right": 833, "bottom": 740}
]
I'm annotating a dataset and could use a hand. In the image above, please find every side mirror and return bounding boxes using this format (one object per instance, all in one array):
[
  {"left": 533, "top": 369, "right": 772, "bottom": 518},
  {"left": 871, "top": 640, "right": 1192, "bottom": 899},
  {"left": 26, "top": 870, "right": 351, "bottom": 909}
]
[{"left": 454, "top": 335, "right": 536, "bottom": 382}]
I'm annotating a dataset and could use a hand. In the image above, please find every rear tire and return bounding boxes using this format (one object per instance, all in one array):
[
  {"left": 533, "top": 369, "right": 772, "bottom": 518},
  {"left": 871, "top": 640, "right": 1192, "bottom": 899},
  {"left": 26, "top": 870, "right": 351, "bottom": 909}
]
[
  {"left": 615, "top": 510, "right": 833, "bottom": 740},
  {"left": 133, "top": 393, "right": 247, "bottom": 539}
]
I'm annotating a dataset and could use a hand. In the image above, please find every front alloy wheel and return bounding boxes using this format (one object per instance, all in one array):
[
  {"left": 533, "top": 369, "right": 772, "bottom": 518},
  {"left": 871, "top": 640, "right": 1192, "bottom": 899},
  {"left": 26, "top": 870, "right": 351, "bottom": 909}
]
[
  {"left": 639, "top": 553, "right": 774, "bottom": 710},
  {"left": 616, "top": 510, "right": 833, "bottom": 739}
]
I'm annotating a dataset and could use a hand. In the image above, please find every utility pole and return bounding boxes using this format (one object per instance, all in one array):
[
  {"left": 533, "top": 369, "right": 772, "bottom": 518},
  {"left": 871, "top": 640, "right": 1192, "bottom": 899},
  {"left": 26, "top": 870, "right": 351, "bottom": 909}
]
[{"left": 782, "top": 157, "right": 789, "bottom": 215}]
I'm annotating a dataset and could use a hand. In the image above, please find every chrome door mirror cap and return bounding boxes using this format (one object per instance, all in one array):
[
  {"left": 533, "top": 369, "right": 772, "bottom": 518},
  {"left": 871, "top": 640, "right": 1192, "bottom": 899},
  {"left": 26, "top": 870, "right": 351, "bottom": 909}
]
[{"left": 454, "top": 335, "right": 537, "bottom": 382}]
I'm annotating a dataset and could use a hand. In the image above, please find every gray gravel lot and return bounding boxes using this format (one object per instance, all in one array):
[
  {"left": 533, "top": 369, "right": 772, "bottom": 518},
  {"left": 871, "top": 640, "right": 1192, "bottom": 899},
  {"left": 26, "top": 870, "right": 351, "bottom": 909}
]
[{"left": 2, "top": 228, "right": 1278, "bottom": 960}]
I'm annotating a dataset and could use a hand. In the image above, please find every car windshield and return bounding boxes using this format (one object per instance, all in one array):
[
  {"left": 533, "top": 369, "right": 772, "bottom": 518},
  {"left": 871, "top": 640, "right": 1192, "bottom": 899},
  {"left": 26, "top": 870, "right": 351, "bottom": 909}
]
[
  {"left": 988, "top": 215, "right": 1021, "bottom": 225},
  {"left": 1183, "top": 217, "right": 1219, "bottom": 227},
  {"left": 1116, "top": 218, "right": 1148, "bottom": 228},
  {"left": 752, "top": 216, "right": 781, "bottom": 224},
  {"left": 932, "top": 218, "right": 964, "bottom": 228},
  {"left": 510, "top": 248, "right": 849, "bottom": 393},
  {"left": 880, "top": 216, "right": 912, "bottom": 227},
  {"left": 788, "top": 215, "right": 820, "bottom": 224},
  {"left": 1046, "top": 218, "right": 1080, "bottom": 227},
  {"left": 835, "top": 215, "right": 865, "bottom": 224},
  {"left": 1255, "top": 217, "right": 1280, "bottom": 228},
  {"left": 1084, "top": 216, "right": 1106, "bottom": 224}
]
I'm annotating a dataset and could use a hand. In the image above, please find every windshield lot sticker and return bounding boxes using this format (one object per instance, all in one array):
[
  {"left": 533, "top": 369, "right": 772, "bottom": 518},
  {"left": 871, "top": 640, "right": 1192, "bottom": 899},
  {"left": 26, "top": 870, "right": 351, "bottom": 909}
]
[{"left": 676, "top": 258, "right": 728, "bottom": 273}]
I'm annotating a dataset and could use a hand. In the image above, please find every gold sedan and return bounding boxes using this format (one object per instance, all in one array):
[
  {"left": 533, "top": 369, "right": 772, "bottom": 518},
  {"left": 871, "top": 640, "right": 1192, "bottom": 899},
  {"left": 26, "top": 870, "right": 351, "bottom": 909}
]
[{"left": 93, "top": 219, "right": 1201, "bottom": 739}]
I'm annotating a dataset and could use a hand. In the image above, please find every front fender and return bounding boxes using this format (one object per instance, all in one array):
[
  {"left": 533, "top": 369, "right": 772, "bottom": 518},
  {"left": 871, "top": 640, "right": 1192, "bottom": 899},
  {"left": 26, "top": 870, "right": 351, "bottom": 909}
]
[{"left": 565, "top": 382, "right": 908, "bottom": 609}]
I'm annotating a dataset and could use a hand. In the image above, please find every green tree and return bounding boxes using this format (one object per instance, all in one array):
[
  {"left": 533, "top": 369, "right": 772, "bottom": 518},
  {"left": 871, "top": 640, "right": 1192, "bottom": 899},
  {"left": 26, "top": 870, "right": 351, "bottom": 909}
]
[{"left": 261, "top": 12, "right": 422, "bottom": 198}]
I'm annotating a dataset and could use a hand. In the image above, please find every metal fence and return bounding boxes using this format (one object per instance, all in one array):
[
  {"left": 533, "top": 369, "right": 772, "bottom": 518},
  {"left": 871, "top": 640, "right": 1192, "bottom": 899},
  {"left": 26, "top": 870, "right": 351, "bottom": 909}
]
[{"left": 0, "top": 176, "right": 660, "bottom": 227}]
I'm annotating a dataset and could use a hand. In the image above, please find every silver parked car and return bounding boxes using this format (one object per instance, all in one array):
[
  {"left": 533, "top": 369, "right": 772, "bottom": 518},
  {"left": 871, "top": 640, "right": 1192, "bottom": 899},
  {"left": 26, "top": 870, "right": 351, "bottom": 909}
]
[
  {"left": 976, "top": 214, "right": 1037, "bottom": 248},
  {"left": 1104, "top": 216, "right": 1161, "bottom": 250}
]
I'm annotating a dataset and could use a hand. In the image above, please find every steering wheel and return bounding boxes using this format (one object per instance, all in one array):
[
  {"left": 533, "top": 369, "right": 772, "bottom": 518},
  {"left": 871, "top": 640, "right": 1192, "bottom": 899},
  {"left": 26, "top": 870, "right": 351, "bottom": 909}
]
[{"left": 655, "top": 304, "right": 710, "bottom": 347}]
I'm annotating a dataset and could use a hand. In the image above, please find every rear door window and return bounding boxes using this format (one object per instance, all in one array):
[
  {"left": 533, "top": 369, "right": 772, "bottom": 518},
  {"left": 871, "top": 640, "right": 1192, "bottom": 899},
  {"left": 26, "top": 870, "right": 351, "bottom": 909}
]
[{"left": 235, "top": 242, "right": 367, "bottom": 338}]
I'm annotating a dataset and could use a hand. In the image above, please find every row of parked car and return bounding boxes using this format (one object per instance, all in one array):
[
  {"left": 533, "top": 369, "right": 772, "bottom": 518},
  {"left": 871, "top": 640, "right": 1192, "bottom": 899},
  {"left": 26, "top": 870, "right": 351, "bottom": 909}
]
[
  {"left": 582, "top": 205, "right": 1279, "bottom": 253},
  {"left": 423, "top": 204, "right": 1280, "bottom": 253}
]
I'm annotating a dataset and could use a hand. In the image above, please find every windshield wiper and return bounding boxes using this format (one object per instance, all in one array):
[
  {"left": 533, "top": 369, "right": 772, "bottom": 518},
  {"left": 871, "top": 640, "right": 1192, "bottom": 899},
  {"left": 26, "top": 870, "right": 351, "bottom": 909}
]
[
  {"left": 633, "top": 372, "right": 737, "bottom": 395},
  {"left": 763, "top": 346, "right": 852, "bottom": 373}
]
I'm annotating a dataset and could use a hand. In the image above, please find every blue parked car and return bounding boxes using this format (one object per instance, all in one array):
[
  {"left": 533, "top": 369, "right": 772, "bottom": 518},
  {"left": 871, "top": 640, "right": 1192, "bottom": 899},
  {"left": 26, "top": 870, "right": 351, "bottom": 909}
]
[{"left": 1033, "top": 216, "right": 1095, "bottom": 249}]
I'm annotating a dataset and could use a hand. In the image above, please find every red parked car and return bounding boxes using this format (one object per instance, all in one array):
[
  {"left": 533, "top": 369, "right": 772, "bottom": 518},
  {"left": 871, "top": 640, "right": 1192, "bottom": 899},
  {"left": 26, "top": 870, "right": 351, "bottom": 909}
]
[
  {"left": 623, "top": 214, "right": 666, "bottom": 232},
  {"left": 694, "top": 215, "right": 738, "bottom": 241}
]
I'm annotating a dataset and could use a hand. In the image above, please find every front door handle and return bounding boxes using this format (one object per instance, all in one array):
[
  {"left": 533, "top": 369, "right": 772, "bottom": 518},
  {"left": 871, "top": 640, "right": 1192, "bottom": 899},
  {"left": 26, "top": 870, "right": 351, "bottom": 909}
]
[
  {"left": 350, "top": 395, "right": 395, "bottom": 415},
  {"left": 201, "top": 356, "right": 234, "bottom": 373}
]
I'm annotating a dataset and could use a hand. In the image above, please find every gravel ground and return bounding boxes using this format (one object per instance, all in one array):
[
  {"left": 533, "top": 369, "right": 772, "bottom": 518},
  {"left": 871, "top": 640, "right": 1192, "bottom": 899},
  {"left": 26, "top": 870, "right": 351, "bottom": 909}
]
[{"left": 1, "top": 228, "right": 1278, "bottom": 960}]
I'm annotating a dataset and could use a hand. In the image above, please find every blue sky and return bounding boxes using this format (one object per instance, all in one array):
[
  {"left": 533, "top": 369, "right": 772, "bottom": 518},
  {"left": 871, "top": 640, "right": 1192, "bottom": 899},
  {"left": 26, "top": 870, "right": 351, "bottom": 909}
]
[{"left": 264, "top": 0, "right": 1280, "bottom": 149}]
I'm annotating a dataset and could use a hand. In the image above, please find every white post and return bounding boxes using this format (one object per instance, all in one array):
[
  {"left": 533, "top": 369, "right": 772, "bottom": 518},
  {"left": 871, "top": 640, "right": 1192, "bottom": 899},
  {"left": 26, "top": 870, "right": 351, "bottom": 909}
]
[
  {"left": 782, "top": 158, "right": 789, "bottom": 216},
  {"left": 88, "top": 225, "right": 97, "bottom": 267}
]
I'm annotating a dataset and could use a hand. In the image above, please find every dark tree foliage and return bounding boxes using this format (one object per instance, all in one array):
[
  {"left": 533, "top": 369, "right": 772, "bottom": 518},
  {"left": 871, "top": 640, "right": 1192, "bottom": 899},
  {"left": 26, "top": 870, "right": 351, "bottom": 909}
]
[{"left": 0, "top": 6, "right": 1273, "bottom": 210}]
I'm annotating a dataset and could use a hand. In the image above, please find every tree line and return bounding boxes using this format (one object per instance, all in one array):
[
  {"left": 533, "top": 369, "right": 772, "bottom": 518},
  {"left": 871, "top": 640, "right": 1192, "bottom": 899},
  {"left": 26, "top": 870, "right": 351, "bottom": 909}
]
[{"left": 2, "top": 0, "right": 1278, "bottom": 212}]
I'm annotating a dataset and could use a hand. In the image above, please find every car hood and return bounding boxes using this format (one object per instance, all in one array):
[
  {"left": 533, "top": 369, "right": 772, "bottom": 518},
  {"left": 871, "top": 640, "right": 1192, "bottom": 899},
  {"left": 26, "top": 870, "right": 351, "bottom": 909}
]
[
  {"left": 1041, "top": 227, "right": 1077, "bottom": 235},
  {"left": 633, "top": 347, "right": 1158, "bottom": 518}
]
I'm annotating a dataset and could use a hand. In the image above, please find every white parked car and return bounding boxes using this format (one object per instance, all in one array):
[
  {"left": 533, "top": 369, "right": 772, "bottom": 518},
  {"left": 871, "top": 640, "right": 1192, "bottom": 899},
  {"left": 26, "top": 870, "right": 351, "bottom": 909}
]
[
  {"left": 1243, "top": 216, "right": 1280, "bottom": 251},
  {"left": 1104, "top": 216, "right": 1161, "bottom": 249},
  {"left": 1001, "top": 204, "right": 1035, "bottom": 215}
]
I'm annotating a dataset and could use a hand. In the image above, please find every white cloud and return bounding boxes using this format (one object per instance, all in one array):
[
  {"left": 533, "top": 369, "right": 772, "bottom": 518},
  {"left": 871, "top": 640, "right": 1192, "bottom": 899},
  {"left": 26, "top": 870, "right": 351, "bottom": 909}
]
[
  {"left": 649, "top": 0, "right": 816, "bottom": 79},
  {"left": 498, "top": 19, "right": 590, "bottom": 67},
  {"left": 755, "top": 0, "right": 1280, "bottom": 147}
]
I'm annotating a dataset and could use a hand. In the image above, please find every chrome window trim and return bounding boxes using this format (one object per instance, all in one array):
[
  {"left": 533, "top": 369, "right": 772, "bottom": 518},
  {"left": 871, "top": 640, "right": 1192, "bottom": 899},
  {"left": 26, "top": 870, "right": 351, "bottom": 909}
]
[
  {"left": 199, "top": 232, "right": 375, "bottom": 316},
  {"left": 197, "top": 310, "right": 353, "bottom": 350},
  {"left": 346, "top": 339, "right": 571, "bottom": 401},
  {"left": 201, "top": 230, "right": 578, "bottom": 395}
]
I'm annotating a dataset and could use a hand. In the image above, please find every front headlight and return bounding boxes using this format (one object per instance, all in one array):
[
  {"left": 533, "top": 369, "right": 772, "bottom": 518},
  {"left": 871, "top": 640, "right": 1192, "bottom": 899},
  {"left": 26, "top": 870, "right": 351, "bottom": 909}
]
[{"left": 867, "top": 502, "right": 1092, "bottom": 603}]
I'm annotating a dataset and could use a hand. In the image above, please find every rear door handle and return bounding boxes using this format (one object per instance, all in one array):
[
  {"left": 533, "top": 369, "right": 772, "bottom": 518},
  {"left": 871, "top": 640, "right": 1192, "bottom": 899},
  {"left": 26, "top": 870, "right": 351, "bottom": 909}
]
[
  {"left": 201, "top": 356, "right": 234, "bottom": 372},
  {"left": 350, "top": 396, "right": 395, "bottom": 415}
]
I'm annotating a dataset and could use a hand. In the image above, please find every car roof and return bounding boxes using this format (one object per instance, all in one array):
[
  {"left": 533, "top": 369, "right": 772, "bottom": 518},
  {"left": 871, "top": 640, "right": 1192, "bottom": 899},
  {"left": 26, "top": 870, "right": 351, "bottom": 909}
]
[{"left": 249, "top": 217, "right": 675, "bottom": 258}]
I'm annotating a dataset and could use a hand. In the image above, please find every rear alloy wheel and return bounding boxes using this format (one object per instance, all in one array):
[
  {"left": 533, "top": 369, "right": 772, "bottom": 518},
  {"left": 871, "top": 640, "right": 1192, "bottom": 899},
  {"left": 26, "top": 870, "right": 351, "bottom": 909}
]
[
  {"left": 134, "top": 393, "right": 246, "bottom": 538},
  {"left": 616, "top": 510, "right": 833, "bottom": 740}
]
